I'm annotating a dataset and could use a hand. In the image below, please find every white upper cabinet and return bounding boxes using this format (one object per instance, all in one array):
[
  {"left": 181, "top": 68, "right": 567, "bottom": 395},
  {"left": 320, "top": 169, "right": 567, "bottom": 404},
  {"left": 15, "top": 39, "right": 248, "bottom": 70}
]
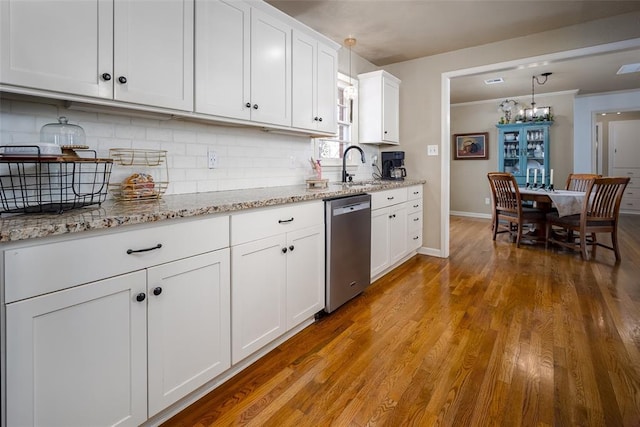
[
  {"left": 113, "top": 0, "right": 194, "bottom": 110},
  {"left": 195, "top": 0, "right": 251, "bottom": 120},
  {"left": 0, "top": 0, "right": 194, "bottom": 111},
  {"left": 292, "top": 30, "right": 337, "bottom": 134},
  {"left": 0, "top": 0, "right": 113, "bottom": 98},
  {"left": 358, "top": 70, "right": 401, "bottom": 145},
  {"left": 195, "top": 0, "right": 292, "bottom": 127}
]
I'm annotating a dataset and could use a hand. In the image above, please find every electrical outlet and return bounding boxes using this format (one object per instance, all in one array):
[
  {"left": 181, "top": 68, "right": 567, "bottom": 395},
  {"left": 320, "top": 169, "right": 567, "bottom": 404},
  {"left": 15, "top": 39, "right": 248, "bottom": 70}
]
[
  {"left": 371, "top": 154, "right": 378, "bottom": 166},
  {"left": 207, "top": 149, "right": 218, "bottom": 169},
  {"left": 485, "top": 197, "right": 490, "bottom": 205},
  {"left": 427, "top": 145, "right": 438, "bottom": 156}
]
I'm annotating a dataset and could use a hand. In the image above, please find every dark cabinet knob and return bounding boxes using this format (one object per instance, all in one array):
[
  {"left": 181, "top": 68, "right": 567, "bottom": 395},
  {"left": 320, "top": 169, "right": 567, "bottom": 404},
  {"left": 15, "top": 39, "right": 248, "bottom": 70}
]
[
  {"left": 153, "top": 287, "right": 162, "bottom": 296},
  {"left": 118, "top": 76, "right": 127, "bottom": 84},
  {"left": 314, "top": 117, "right": 319, "bottom": 121},
  {"left": 253, "top": 104, "right": 258, "bottom": 109},
  {"left": 384, "top": 130, "right": 388, "bottom": 134},
  {"left": 246, "top": 102, "right": 251, "bottom": 108},
  {"left": 282, "top": 247, "right": 288, "bottom": 253},
  {"left": 101, "top": 73, "right": 112, "bottom": 81},
  {"left": 318, "top": 117, "right": 322, "bottom": 122},
  {"left": 289, "top": 245, "right": 294, "bottom": 251},
  {"left": 136, "top": 293, "right": 146, "bottom": 302}
]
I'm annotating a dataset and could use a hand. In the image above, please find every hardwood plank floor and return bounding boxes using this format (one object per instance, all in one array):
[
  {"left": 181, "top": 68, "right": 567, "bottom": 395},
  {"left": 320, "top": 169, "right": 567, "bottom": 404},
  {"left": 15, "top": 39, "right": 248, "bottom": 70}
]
[{"left": 164, "top": 214, "right": 640, "bottom": 426}]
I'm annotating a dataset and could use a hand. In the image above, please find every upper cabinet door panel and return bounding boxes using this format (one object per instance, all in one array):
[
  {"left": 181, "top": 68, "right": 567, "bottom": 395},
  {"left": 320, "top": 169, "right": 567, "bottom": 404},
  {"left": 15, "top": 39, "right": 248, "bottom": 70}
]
[
  {"left": 0, "top": 0, "right": 113, "bottom": 98},
  {"left": 382, "top": 78, "right": 400, "bottom": 143},
  {"left": 114, "top": 0, "right": 194, "bottom": 111},
  {"left": 250, "top": 8, "right": 291, "bottom": 127},
  {"left": 316, "top": 42, "right": 337, "bottom": 133},
  {"left": 195, "top": 0, "right": 250, "bottom": 120},
  {"left": 291, "top": 31, "right": 316, "bottom": 130}
]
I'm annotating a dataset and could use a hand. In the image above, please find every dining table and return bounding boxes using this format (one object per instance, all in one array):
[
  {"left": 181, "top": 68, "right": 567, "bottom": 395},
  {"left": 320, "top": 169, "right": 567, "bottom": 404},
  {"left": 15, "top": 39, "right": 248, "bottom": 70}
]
[
  {"left": 518, "top": 187, "right": 586, "bottom": 217},
  {"left": 515, "top": 187, "right": 586, "bottom": 242}
]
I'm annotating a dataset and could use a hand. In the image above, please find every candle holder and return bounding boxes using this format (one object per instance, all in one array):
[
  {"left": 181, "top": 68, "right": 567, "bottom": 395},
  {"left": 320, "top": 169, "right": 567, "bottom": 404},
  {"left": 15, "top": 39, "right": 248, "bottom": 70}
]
[{"left": 548, "top": 184, "right": 555, "bottom": 192}]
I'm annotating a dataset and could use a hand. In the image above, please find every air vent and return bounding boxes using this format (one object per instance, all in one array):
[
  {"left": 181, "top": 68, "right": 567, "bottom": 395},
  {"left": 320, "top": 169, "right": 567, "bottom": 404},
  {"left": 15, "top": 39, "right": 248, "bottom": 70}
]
[
  {"left": 616, "top": 63, "right": 640, "bottom": 74},
  {"left": 484, "top": 77, "right": 504, "bottom": 85}
]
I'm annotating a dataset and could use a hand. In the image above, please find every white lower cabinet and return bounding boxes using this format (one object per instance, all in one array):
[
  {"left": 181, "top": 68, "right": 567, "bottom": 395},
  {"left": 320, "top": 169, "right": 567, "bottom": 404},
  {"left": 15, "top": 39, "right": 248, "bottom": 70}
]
[
  {"left": 4, "top": 216, "right": 231, "bottom": 426},
  {"left": 6, "top": 271, "right": 148, "bottom": 427},
  {"left": 230, "top": 202, "right": 324, "bottom": 364},
  {"left": 371, "top": 185, "right": 423, "bottom": 279},
  {"left": 147, "top": 250, "right": 230, "bottom": 417}
]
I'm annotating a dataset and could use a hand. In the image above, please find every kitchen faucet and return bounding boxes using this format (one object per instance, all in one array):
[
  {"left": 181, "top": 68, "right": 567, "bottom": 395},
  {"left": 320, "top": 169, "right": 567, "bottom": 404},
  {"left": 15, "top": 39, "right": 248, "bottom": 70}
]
[{"left": 342, "top": 145, "right": 366, "bottom": 182}]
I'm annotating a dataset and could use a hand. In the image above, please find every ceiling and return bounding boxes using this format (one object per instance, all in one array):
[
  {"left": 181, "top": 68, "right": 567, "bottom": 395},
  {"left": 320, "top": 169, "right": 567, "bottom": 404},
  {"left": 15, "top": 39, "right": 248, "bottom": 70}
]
[{"left": 265, "top": 0, "right": 640, "bottom": 104}]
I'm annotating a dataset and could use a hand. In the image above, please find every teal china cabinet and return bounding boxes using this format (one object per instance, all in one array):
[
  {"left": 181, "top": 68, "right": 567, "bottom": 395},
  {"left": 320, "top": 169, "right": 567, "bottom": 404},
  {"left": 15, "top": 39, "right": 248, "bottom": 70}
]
[{"left": 497, "top": 122, "right": 552, "bottom": 186}]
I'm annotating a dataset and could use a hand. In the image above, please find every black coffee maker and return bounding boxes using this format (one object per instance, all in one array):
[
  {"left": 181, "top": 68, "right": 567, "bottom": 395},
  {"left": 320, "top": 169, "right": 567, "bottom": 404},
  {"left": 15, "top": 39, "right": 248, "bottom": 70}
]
[{"left": 381, "top": 151, "right": 406, "bottom": 180}]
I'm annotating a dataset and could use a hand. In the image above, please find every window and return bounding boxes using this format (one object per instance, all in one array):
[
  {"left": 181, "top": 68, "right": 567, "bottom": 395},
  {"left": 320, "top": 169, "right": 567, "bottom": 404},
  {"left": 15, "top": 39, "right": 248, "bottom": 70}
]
[{"left": 316, "top": 73, "right": 358, "bottom": 166}]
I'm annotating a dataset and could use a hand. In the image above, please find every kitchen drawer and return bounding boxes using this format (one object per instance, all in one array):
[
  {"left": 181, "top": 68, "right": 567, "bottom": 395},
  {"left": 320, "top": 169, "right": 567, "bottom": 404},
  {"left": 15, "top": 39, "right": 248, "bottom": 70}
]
[
  {"left": 4, "top": 215, "right": 229, "bottom": 303},
  {"left": 407, "top": 198, "right": 423, "bottom": 214},
  {"left": 407, "top": 229, "right": 422, "bottom": 251},
  {"left": 407, "top": 185, "right": 423, "bottom": 201},
  {"left": 231, "top": 200, "right": 323, "bottom": 246},
  {"left": 371, "top": 188, "right": 408, "bottom": 210},
  {"left": 407, "top": 211, "right": 422, "bottom": 232},
  {"left": 620, "top": 195, "right": 640, "bottom": 211}
]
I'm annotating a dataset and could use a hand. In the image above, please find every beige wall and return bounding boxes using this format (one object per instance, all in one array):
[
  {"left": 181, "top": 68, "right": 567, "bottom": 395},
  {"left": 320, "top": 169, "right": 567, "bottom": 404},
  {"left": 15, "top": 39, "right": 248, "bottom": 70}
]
[
  {"left": 450, "top": 92, "right": 575, "bottom": 215},
  {"left": 383, "top": 11, "right": 640, "bottom": 253}
]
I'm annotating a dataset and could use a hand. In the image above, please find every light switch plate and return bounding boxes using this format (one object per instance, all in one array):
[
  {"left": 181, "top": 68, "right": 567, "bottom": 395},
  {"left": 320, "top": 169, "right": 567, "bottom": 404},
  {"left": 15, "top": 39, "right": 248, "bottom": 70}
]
[{"left": 427, "top": 145, "right": 438, "bottom": 156}]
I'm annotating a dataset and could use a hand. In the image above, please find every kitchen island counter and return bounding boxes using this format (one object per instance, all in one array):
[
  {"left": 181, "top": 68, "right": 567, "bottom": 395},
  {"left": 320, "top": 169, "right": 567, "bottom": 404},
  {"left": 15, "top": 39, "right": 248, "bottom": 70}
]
[{"left": 0, "top": 179, "right": 425, "bottom": 243}]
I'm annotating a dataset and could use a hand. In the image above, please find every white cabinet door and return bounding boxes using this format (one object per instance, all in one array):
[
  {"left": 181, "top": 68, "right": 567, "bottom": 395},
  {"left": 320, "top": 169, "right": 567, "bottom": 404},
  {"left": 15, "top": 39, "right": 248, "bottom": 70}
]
[
  {"left": 250, "top": 8, "right": 291, "bottom": 126},
  {"left": 0, "top": 0, "right": 113, "bottom": 98},
  {"left": 231, "top": 235, "right": 287, "bottom": 364},
  {"left": 6, "top": 271, "right": 147, "bottom": 427},
  {"left": 291, "top": 31, "right": 317, "bottom": 131},
  {"left": 195, "top": 0, "right": 251, "bottom": 120},
  {"left": 286, "top": 225, "right": 325, "bottom": 329},
  {"left": 389, "top": 203, "right": 408, "bottom": 265},
  {"left": 147, "top": 249, "right": 231, "bottom": 417},
  {"left": 316, "top": 41, "right": 338, "bottom": 134},
  {"left": 382, "top": 77, "right": 400, "bottom": 143},
  {"left": 371, "top": 207, "right": 391, "bottom": 278},
  {"left": 113, "top": 0, "right": 193, "bottom": 110},
  {"left": 292, "top": 31, "right": 337, "bottom": 133}
]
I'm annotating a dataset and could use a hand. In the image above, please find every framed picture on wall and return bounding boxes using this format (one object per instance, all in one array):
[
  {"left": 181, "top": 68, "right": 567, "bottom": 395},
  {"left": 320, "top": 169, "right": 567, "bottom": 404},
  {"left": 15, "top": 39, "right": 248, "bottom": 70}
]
[{"left": 453, "top": 132, "right": 489, "bottom": 160}]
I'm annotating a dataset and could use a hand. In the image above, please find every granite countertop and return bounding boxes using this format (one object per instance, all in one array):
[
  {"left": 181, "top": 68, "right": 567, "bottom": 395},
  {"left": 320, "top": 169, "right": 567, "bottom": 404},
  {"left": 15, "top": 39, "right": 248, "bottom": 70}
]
[{"left": 0, "top": 179, "right": 425, "bottom": 243}]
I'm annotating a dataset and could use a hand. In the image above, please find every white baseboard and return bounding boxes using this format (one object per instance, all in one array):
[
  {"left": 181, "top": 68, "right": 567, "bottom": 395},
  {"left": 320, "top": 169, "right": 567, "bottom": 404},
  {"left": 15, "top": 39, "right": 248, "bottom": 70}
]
[{"left": 450, "top": 210, "right": 492, "bottom": 219}]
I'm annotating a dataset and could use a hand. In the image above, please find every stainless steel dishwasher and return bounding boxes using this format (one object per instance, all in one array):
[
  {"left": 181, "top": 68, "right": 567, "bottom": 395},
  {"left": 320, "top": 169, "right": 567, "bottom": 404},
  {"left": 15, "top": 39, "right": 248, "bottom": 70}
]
[{"left": 324, "top": 193, "right": 371, "bottom": 313}]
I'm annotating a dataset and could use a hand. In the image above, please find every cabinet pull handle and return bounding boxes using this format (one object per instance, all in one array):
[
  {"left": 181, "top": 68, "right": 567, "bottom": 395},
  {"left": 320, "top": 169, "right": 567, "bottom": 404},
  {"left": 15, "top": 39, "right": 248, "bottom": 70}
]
[
  {"left": 413, "top": 191, "right": 419, "bottom": 195},
  {"left": 282, "top": 247, "right": 288, "bottom": 253},
  {"left": 253, "top": 104, "right": 259, "bottom": 109},
  {"left": 127, "top": 243, "right": 162, "bottom": 254},
  {"left": 389, "top": 214, "right": 396, "bottom": 219},
  {"left": 101, "top": 73, "right": 112, "bottom": 81},
  {"left": 278, "top": 217, "right": 294, "bottom": 224},
  {"left": 289, "top": 245, "right": 295, "bottom": 251},
  {"left": 136, "top": 293, "right": 146, "bottom": 302},
  {"left": 413, "top": 236, "right": 419, "bottom": 240},
  {"left": 413, "top": 218, "right": 419, "bottom": 221},
  {"left": 245, "top": 102, "right": 251, "bottom": 108},
  {"left": 118, "top": 76, "right": 127, "bottom": 84},
  {"left": 384, "top": 130, "right": 388, "bottom": 134},
  {"left": 318, "top": 117, "right": 323, "bottom": 122},
  {"left": 413, "top": 204, "right": 419, "bottom": 208},
  {"left": 153, "top": 287, "right": 162, "bottom": 296},
  {"left": 387, "top": 196, "right": 394, "bottom": 200},
  {"left": 314, "top": 117, "right": 319, "bottom": 121}
]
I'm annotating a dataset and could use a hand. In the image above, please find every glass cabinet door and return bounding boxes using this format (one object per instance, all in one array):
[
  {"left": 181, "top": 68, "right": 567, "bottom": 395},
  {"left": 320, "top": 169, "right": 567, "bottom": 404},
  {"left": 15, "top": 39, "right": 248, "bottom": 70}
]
[
  {"left": 524, "top": 126, "right": 547, "bottom": 184},
  {"left": 501, "top": 129, "right": 521, "bottom": 176}
]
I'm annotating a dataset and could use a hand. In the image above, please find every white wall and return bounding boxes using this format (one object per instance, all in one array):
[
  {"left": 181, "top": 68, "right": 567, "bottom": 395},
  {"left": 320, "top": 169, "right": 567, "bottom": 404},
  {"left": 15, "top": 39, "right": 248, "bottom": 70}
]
[{"left": 0, "top": 95, "right": 380, "bottom": 194}]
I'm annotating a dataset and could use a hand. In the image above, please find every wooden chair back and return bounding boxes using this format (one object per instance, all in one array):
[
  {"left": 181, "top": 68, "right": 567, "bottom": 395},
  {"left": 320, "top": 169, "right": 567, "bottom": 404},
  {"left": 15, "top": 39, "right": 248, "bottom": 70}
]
[
  {"left": 582, "top": 177, "right": 630, "bottom": 222},
  {"left": 487, "top": 172, "right": 521, "bottom": 215},
  {"left": 565, "top": 173, "right": 600, "bottom": 192}
]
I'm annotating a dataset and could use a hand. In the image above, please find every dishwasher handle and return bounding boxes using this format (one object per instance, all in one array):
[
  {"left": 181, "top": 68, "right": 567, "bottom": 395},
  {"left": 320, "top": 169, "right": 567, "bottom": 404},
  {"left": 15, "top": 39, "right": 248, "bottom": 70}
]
[{"left": 332, "top": 201, "right": 371, "bottom": 216}]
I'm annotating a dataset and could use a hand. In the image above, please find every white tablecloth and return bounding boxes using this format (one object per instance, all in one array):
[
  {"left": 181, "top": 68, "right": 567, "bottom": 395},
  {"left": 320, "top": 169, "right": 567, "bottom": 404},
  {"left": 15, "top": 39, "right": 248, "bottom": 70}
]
[{"left": 519, "top": 188, "right": 585, "bottom": 217}]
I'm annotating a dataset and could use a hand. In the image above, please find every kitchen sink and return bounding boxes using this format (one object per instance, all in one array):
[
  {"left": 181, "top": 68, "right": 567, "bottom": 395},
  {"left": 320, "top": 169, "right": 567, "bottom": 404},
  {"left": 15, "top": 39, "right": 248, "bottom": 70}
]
[{"left": 334, "top": 180, "right": 381, "bottom": 188}]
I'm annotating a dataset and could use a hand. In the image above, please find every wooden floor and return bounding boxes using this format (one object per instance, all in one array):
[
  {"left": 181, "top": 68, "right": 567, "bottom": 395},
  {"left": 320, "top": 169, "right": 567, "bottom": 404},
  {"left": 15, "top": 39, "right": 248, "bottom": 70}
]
[{"left": 164, "top": 214, "right": 640, "bottom": 427}]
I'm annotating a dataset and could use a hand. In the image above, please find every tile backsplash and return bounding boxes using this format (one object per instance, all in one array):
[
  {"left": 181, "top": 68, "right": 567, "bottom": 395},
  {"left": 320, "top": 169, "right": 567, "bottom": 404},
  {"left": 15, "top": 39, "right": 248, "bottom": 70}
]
[{"left": 0, "top": 96, "right": 378, "bottom": 195}]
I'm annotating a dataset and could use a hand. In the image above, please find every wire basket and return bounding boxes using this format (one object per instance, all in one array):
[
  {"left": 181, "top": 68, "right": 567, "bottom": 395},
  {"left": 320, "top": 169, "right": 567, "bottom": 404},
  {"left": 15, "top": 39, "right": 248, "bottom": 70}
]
[
  {"left": 0, "top": 146, "right": 113, "bottom": 214},
  {"left": 109, "top": 148, "right": 169, "bottom": 201}
]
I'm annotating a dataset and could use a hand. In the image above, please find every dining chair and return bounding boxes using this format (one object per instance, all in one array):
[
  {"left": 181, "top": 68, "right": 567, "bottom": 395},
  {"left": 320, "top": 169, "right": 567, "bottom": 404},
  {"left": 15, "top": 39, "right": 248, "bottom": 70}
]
[
  {"left": 565, "top": 173, "right": 601, "bottom": 191},
  {"left": 546, "top": 177, "right": 630, "bottom": 261},
  {"left": 487, "top": 172, "right": 546, "bottom": 247}
]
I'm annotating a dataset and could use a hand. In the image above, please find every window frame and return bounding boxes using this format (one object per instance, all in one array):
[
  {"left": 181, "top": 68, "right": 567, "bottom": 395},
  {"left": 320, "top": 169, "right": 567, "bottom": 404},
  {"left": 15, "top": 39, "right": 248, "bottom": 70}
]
[{"left": 314, "top": 72, "right": 359, "bottom": 168}]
